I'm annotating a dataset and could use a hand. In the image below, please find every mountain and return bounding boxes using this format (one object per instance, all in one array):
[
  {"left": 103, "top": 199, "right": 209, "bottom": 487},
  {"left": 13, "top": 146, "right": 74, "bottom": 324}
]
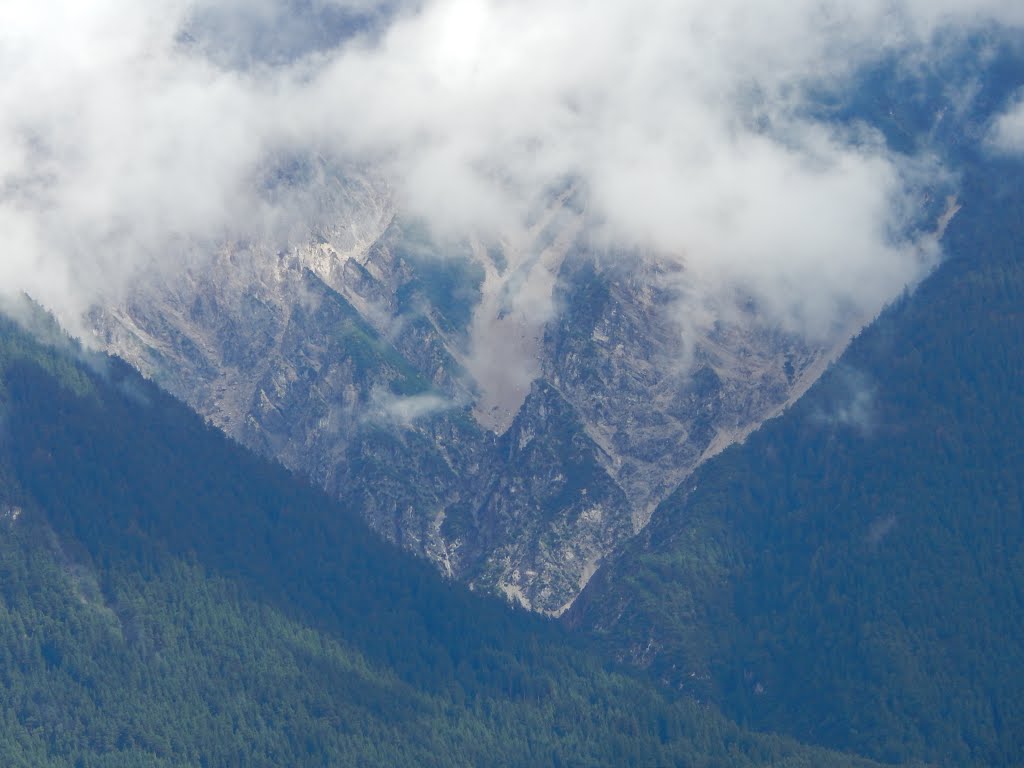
[
  {"left": 0, "top": 303, "right": 883, "bottom": 767},
  {"left": 5, "top": 6, "right": 1024, "bottom": 767},
  {"left": 88, "top": 161, "right": 856, "bottom": 615},
  {"left": 564, "top": 108, "right": 1024, "bottom": 766},
  {"left": 82, "top": 25, "right": 1023, "bottom": 621}
]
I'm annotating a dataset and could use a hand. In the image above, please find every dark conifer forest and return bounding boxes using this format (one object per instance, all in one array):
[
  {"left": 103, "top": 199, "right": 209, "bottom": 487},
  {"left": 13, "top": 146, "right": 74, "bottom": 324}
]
[{"left": 0, "top": 309, "right": 878, "bottom": 766}]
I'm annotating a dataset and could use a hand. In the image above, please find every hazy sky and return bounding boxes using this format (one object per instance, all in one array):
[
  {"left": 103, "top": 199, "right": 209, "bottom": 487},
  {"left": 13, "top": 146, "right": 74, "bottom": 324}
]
[{"left": 1, "top": 0, "right": 1022, "bottom": 335}]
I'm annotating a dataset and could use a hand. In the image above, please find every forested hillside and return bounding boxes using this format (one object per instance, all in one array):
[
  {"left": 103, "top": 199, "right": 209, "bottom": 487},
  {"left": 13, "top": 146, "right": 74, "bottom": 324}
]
[
  {"left": 567, "top": 143, "right": 1024, "bottom": 767},
  {"left": 0, "top": 307, "right": 879, "bottom": 767}
]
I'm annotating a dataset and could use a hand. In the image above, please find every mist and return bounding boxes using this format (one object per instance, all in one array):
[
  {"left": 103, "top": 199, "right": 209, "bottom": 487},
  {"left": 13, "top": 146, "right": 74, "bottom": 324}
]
[
  {"left": 990, "top": 91, "right": 1024, "bottom": 152},
  {"left": 1, "top": 0, "right": 1022, "bottom": 339}
]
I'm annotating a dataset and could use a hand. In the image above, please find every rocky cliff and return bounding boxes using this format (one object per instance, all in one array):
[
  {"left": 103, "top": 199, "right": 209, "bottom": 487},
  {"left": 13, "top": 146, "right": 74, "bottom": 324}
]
[{"left": 89, "top": 170, "right": 856, "bottom": 613}]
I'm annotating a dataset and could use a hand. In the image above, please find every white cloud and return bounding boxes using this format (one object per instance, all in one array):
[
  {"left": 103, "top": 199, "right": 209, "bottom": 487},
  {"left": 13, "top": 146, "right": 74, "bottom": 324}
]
[
  {"left": 988, "top": 91, "right": 1024, "bottom": 153},
  {"left": 370, "top": 389, "right": 456, "bottom": 424},
  {"left": 0, "top": 0, "right": 1021, "bottom": 337}
]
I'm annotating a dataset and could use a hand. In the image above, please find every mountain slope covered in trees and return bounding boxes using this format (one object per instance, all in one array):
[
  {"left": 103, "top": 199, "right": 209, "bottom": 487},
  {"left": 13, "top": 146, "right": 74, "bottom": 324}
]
[
  {"left": 567, "top": 136, "right": 1024, "bottom": 767},
  {"left": 0, "top": 307, "right": 882, "bottom": 767}
]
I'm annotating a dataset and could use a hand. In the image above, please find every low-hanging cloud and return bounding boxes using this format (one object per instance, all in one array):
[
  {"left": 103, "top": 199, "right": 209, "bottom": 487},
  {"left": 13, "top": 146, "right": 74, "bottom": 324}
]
[
  {"left": 369, "top": 389, "right": 456, "bottom": 425},
  {"left": 988, "top": 91, "right": 1024, "bottom": 153},
  {"left": 1, "top": 0, "right": 1022, "bottom": 337}
]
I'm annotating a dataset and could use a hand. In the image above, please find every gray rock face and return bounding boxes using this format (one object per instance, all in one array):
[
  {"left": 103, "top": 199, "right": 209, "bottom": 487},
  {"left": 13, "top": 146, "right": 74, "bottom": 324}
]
[
  {"left": 455, "top": 380, "right": 634, "bottom": 612},
  {"left": 545, "top": 253, "right": 842, "bottom": 530},
  {"left": 89, "top": 174, "right": 851, "bottom": 614}
]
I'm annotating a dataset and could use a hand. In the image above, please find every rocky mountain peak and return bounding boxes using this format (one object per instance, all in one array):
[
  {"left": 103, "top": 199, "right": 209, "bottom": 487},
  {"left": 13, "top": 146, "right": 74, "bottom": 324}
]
[{"left": 89, "top": 172, "right": 868, "bottom": 613}]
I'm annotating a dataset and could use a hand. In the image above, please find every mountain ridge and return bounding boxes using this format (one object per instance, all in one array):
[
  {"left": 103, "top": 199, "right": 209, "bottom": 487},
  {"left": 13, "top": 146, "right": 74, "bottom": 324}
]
[
  {"left": 564, "top": 146, "right": 1024, "bottom": 766},
  {"left": 90, "top": 184, "right": 860, "bottom": 613}
]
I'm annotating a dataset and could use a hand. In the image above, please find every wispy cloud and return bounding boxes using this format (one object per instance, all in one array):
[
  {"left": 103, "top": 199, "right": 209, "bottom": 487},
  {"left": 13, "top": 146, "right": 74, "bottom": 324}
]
[
  {"left": 369, "top": 389, "right": 456, "bottom": 425},
  {"left": 811, "top": 365, "right": 878, "bottom": 436},
  {"left": 988, "top": 90, "right": 1024, "bottom": 153}
]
